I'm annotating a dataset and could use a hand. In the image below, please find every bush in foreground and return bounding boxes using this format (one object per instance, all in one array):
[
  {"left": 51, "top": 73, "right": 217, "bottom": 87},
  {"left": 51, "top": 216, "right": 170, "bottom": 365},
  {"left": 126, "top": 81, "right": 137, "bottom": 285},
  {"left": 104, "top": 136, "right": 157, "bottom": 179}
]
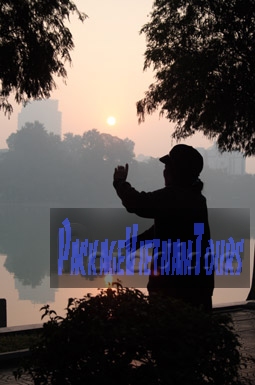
[{"left": 19, "top": 286, "right": 253, "bottom": 385}]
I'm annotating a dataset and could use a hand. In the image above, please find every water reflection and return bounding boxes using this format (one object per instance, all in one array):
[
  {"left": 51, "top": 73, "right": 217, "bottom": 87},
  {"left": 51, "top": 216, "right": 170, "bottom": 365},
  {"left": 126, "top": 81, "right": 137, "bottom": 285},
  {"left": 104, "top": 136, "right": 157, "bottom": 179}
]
[
  {"left": 0, "top": 204, "right": 253, "bottom": 327},
  {"left": 0, "top": 204, "right": 50, "bottom": 287}
]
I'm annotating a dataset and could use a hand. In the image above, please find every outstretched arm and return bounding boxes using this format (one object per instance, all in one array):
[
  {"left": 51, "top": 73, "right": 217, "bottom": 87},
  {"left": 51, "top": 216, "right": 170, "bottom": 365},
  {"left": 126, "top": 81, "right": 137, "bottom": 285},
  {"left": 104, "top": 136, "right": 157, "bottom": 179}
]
[{"left": 113, "top": 163, "right": 163, "bottom": 218}]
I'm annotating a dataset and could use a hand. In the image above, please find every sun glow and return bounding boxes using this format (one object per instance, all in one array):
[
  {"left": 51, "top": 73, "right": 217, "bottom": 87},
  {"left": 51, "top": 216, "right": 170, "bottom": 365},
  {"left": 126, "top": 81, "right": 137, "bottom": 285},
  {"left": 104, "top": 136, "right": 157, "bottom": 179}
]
[{"left": 107, "top": 116, "right": 116, "bottom": 126}]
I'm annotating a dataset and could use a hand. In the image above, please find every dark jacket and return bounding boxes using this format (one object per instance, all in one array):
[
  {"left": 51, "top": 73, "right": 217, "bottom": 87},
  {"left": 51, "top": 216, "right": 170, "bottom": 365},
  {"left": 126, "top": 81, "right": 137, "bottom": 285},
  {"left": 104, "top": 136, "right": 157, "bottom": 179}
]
[{"left": 113, "top": 179, "right": 214, "bottom": 309}]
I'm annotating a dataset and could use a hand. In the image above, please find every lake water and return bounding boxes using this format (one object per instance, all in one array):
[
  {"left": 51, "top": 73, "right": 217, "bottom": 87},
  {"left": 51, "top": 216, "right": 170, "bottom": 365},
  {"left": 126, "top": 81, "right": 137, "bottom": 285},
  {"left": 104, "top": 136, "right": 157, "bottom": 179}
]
[
  {"left": 1, "top": 244, "right": 254, "bottom": 328},
  {"left": 0, "top": 205, "right": 254, "bottom": 327}
]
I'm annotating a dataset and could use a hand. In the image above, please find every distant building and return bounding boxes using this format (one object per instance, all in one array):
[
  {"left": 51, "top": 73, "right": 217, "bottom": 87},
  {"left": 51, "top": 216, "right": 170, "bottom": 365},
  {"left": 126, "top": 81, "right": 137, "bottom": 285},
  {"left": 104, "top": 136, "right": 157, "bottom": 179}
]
[
  {"left": 18, "top": 99, "right": 62, "bottom": 137},
  {"left": 197, "top": 144, "right": 246, "bottom": 175}
]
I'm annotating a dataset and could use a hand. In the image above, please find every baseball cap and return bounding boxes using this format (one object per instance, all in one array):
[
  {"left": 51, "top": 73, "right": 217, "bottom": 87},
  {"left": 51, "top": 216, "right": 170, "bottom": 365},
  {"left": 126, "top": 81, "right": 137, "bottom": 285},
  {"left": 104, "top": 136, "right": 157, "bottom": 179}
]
[{"left": 159, "top": 144, "right": 203, "bottom": 177}]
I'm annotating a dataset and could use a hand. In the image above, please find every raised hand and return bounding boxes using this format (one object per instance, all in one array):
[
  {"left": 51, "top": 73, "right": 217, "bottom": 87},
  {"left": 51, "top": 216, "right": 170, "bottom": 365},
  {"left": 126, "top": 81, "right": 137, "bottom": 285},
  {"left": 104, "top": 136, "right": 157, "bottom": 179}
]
[{"left": 113, "top": 163, "right": 129, "bottom": 182}]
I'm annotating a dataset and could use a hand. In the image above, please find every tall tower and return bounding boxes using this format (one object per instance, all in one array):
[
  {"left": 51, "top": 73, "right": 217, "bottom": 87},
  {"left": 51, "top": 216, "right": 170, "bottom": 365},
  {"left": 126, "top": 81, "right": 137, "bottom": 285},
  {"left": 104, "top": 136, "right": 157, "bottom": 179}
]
[{"left": 18, "top": 99, "right": 62, "bottom": 137}]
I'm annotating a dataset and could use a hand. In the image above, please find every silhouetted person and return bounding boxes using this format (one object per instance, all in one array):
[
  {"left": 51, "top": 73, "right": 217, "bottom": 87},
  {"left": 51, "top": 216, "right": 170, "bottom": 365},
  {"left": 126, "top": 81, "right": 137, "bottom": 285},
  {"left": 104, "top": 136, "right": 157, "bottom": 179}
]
[{"left": 113, "top": 144, "right": 214, "bottom": 311}]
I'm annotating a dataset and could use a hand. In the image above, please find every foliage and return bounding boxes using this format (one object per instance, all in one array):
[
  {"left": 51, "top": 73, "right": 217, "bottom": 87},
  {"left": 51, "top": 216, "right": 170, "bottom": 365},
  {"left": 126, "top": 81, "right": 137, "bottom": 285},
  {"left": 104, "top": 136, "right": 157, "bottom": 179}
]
[
  {"left": 0, "top": 0, "right": 87, "bottom": 115},
  {"left": 19, "top": 287, "right": 252, "bottom": 385},
  {"left": 137, "top": 0, "right": 255, "bottom": 156}
]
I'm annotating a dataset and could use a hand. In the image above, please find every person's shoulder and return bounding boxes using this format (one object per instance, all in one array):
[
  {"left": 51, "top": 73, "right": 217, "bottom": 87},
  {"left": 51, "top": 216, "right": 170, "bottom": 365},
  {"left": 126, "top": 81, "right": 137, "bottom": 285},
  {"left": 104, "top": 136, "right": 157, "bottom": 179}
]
[{"left": 151, "top": 186, "right": 178, "bottom": 196}]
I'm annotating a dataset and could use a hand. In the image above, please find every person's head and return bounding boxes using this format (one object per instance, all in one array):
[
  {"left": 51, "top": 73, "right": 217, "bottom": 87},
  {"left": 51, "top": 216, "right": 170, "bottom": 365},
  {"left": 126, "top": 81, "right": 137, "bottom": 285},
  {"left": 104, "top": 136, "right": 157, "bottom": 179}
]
[{"left": 160, "top": 144, "right": 204, "bottom": 187}]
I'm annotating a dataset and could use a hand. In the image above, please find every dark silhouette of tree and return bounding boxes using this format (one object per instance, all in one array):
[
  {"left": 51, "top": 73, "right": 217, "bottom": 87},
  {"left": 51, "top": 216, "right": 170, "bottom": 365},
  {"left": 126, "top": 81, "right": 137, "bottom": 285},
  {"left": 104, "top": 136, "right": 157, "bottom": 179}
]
[
  {"left": 137, "top": 0, "right": 255, "bottom": 156},
  {"left": 0, "top": 0, "right": 87, "bottom": 115}
]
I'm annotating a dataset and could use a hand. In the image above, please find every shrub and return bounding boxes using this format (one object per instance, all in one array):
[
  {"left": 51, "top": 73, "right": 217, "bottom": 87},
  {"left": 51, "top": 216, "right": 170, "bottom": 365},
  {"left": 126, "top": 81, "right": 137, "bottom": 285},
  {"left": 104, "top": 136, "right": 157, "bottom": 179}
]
[{"left": 19, "top": 286, "right": 252, "bottom": 385}]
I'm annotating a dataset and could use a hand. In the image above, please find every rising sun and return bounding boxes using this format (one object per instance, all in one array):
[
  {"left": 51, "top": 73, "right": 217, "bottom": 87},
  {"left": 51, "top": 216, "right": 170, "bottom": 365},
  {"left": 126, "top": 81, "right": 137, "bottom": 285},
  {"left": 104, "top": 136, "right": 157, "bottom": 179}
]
[{"left": 107, "top": 116, "right": 116, "bottom": 126}]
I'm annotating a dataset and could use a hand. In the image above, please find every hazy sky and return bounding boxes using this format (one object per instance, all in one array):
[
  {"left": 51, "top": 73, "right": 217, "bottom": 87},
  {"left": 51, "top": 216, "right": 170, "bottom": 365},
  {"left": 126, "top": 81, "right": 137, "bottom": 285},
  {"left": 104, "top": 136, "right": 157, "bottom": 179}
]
[{"left": 0, "top": 0, "right": 254, "bottom": 172}]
